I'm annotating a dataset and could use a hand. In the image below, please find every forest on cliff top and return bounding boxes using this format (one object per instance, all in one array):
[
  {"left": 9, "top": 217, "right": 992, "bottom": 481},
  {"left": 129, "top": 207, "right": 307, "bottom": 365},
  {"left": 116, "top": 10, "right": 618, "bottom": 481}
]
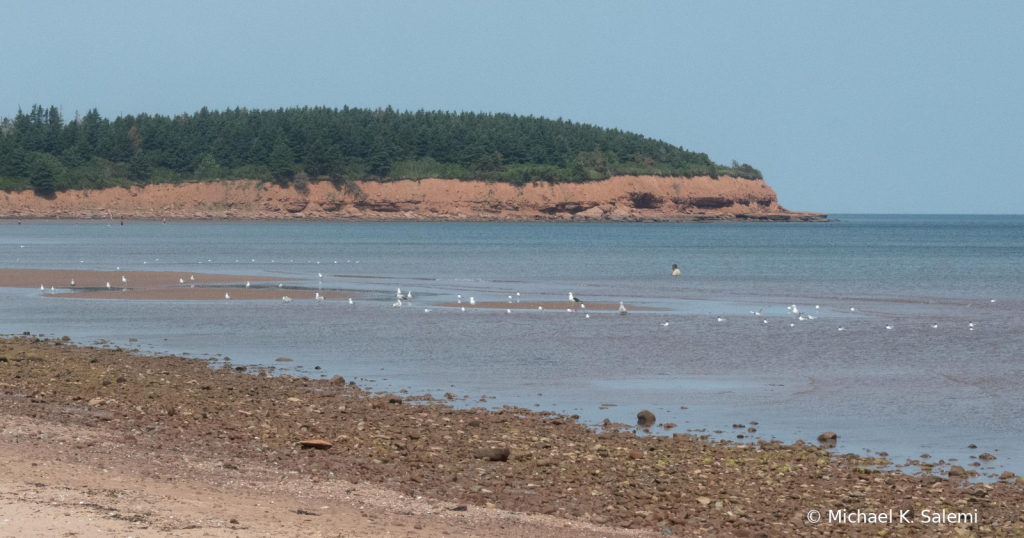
[{"left": 0, "top": 105, "right": 761, "bottom": 194}]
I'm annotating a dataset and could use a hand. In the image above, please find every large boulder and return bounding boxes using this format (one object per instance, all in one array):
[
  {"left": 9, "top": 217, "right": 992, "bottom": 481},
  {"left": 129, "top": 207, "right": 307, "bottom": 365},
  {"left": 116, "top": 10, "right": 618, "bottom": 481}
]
[{"left": 636, "top": 410, "right": 656, "bottom": 427}]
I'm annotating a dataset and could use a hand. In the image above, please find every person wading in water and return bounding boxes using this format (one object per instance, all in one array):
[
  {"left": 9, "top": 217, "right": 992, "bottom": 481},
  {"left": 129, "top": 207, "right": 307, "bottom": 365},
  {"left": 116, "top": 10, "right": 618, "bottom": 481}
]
[{"left": 671, "top": 264, "right": 681, "bottom": 276}]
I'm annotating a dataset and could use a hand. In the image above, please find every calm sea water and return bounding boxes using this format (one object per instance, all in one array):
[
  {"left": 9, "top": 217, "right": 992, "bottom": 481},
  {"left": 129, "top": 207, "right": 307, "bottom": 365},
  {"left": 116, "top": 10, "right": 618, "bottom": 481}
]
[{"left": 2, "top": 216, "right": 1022, "bottom": 476}]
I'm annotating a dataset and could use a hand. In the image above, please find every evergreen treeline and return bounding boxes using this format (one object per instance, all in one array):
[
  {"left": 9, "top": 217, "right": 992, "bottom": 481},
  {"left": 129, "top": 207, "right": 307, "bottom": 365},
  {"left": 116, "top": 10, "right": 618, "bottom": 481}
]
[{"left": 0, "top": 105, "right": 762, "bottom": 194}]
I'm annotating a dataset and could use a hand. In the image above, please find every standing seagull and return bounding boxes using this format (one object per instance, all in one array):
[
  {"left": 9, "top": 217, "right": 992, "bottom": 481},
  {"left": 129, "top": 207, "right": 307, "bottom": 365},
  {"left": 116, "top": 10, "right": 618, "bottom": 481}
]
[
  {"left": 569, "top": 292, "right": 581, "bottom": 304},
  {"left": 180, "top": 278, "right": 185, "bottom": 284},
  {"left": 224, "top": 293, "right": 230, "bottom": 300},
  {"left": 70, "top": 279, "right": 75, "bottom": 287},
  {"left": 469, "top": 297, "right": 475, "bottom": 306},
  {"left": 190, "top": 275, "right": 195, "bottom": 282},
  {"left": 348, "top": 297, "right": 354, "bottom": 305},
  {"left": 619, "top": 301, "right": 628, "bottom": 315},
  {"left": 246, "top": 281, "right": 251, "bottom": 288},
  {"left": 122, "top": 276, "right": 128, "bottom": 285},
  {"left": 106, "top": 282, "right": 111, "bottom": 289}
]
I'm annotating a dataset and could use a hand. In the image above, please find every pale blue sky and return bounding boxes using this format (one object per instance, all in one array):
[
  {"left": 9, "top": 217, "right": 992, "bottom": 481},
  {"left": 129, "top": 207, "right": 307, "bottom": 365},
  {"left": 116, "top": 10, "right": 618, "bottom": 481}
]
[{"left": 2, "top": 1, "right": 1021, "bottom": 213}]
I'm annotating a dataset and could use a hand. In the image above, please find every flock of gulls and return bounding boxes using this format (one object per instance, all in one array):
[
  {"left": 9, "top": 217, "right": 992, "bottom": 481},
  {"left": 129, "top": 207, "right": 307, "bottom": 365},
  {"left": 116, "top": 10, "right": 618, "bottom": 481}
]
[{"left": 37, "top": 270, "right": 996, "bottom": 332}]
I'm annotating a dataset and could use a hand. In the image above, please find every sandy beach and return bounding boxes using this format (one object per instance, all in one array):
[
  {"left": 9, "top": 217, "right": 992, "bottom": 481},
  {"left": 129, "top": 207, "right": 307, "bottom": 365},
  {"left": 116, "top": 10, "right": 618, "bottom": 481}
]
[
  {"left": 0, "top": 268, "right": 287, "bottom": 289},
  {"left": 436, "top": 301, "right": 662, "bottom": 312},
  {"left": 2, "top": 334, "right": 1021, "bottom": 537}
]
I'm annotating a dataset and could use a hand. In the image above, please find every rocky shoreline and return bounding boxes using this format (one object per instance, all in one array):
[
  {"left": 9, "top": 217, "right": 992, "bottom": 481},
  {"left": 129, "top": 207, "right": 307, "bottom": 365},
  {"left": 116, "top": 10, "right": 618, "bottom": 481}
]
[
  {"left": 3, "top": 334, "right": 1019, "bottom": 536},
  {"left": 0, "top": 176, "right": 827, "bottom": 222}
]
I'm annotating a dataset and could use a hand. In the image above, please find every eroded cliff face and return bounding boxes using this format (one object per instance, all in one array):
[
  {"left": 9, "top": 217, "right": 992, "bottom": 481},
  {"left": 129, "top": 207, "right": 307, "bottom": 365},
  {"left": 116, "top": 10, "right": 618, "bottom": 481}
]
[{"left": 0, "top": 176, "right": 825, "bottom": 222}]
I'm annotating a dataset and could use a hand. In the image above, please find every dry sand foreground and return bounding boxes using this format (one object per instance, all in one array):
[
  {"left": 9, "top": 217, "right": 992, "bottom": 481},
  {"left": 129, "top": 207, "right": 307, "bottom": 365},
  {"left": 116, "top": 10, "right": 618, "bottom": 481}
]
[{"left": 2, "top": 335, "right": 1023, "bottom": 537}]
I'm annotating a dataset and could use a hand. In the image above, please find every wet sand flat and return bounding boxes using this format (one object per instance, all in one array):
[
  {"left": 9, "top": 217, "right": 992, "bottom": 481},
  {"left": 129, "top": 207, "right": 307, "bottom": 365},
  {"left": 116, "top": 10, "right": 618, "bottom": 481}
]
[
  {"left": 0, "top": 268, "right": 287, "bottom": 289},
  {"left": 52, "top": 288, "right": 354, "bottom": 301},
  {"left": 437, "top": 301, "right": 664, "bottom": 311}
]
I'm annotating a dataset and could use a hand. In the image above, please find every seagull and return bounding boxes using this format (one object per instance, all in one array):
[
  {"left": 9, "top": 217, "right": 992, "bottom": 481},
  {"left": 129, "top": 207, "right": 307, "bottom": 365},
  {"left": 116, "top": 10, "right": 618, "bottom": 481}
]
[
  {"left": 224, "top": 293, "right": 230, "bottom": 300},
  {"left": 762, "top": 319, "right": 768, "bottom": 324},
  {"left": 106, "top": 282, "right": 111, "bottom": 288},
  {"left": 516, "top": 292, "right": 520, "bottom": 302},
  {"left": 838, "top": 327, "right": 846, "bottom": 331},
  {"left": 318, "top": 273, "right": 323, "bottom": 279},
  {"left": 40, "top": 284, "right": 44, "bottom": 291},
  {"left": 717, "top": 317, "right": 726, "bottom": 322},
  {"left": 392, "top": 299, "right": 402, "bottom": 307},
  {"left": 585, "top": 313, "right": 590, "bottom": 318},
  {"left": 850, "top": 307, "right": 857, "bottom": 312},
  {"left": 70, "top": 279, "right": 75, "bottom": 287},
  {"left": 807, "top": 315, "right": 816, "bottom": 320},
  {"left": 580, "top": 303, "right": 586, "bottom": 309},
  {"left": 315, "top": 293, "right": 324, "bottom": 302},
  {"left": 569, "top": 293, "right": 581, "bottom": 303},
  {"left": 619, "top": 301, "right": 627, "bottom": 315},
  {"left": 461, "top": 306, "right": 466, "bottom": 312},
  {"left": 885, "top": 324, "right": 893, "bottom": 330},
  {"left": 968, "top": 322, "right": 976, "bottom": 328},
  {"left": 661, "top": 321, "right": 670, "bottom": 327},
  {"left": 457, "top": 294, "right": 462, "bottom": 304},
  {"left": 538, "top": 306, "right": 543, "bottom": 310},
  {"left": 282, "top": 296, "right": 292, "bottom": 302},
  {"left": 51, "top": 286, "right": 55, "bottom": 293},
  {"left": 469, "top": 297, "right": 475, "bottom": 305},
  {"left": 507, "top": 309, "right": 511, "bottom": 314},
  {"left": 179, "top": 278, "right": 185, "bottom": 284},
  {"left": 246, "top": 281, "right": 251, "bottom": 289},
  {"left": 931, "top": 323, "right": 939, "bottom": 329},
  {"left": 990, "top": 299, "right": 997, "bottom": 303},
  {"left": 122, "top": 276, "right": 128, "bottom": 284},
  {"left": 750, "top": 308, "right": 763, "bottom": 316},
  {"left": 798, "top": 315, "right": 807, "bottom": 321},
  {"left": 278, "top": 283, "right": 284, "bottom": 288},
  {"left": 190, "top": 275, "right": 194, "bottom": 281},
  {"left": 815, "top": 305, "right": 820, "bottom": 310},
  {"left": 567, "top": 308, "right": 573, "bottom": 312},
  {"left": 508, "top": 295, "right": 513, "bottom": 303},
  {"left": 407, "top": 291, "right": 412, "bottom": 300},
  {"left": 348, "top": 298, "right": 353, "bottom": 305},
  {"left": 424, "top": 308, "right": 432, "bottom": 313},
  {"left": 790, "top": 323, "right": 795, "bottom": 327}
]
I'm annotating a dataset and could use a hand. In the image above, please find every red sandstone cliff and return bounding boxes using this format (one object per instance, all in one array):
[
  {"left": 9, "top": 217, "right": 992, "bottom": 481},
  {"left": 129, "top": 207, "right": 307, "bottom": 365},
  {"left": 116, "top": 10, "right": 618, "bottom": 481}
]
[{"left": 0, "top": 176, "right": 825, "bottom": 222}]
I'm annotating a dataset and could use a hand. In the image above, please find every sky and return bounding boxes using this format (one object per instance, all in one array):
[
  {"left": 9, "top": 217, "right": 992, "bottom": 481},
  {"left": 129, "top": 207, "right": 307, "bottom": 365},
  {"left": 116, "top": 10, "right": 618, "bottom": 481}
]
[{"left": 1, "top": 1, "right": 1021, "bottom": 214}]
